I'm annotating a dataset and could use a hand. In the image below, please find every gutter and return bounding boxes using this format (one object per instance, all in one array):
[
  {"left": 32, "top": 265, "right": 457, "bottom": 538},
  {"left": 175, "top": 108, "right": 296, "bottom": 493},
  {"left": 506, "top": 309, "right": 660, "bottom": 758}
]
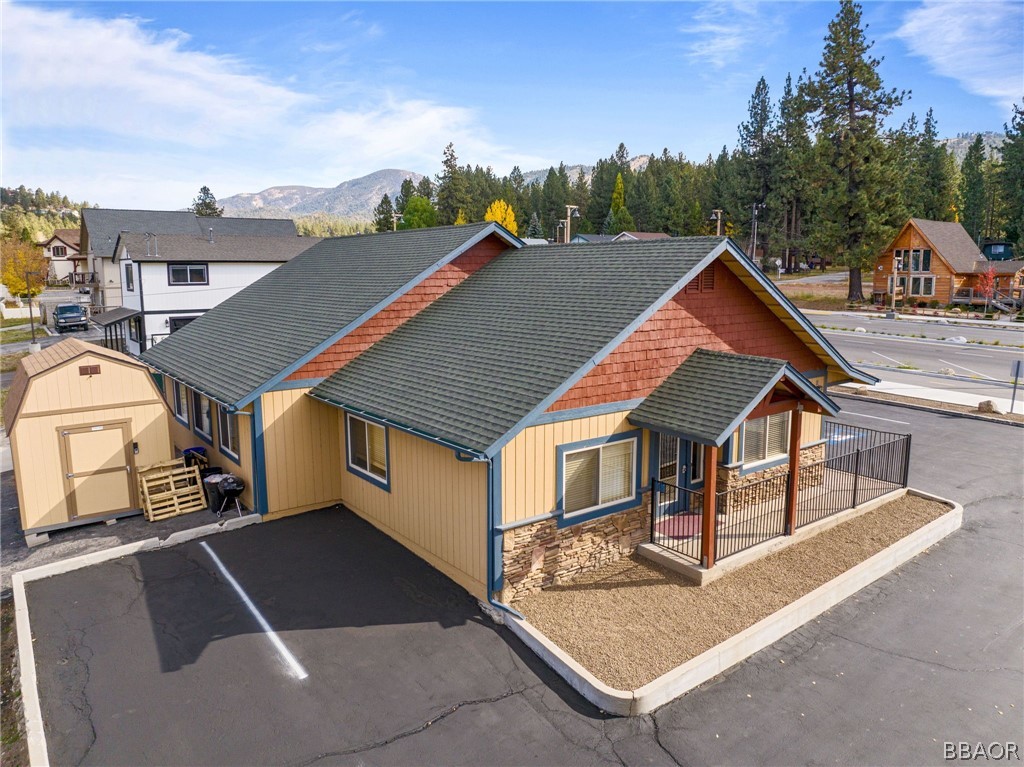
[{"left": 482, "top": 453, "right": 525, "bottom": 621}]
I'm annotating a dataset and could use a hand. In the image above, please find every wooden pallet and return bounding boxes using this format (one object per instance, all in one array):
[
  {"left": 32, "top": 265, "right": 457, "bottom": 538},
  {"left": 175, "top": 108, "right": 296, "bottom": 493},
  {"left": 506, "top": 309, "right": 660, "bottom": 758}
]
[{"left": 138, "top": 459, "right": 207, "bottom": 521}]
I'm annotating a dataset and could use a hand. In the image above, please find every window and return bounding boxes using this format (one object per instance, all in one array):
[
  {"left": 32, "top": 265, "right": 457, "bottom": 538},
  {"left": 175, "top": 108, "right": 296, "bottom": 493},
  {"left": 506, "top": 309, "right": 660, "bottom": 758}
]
[
  {"left": 742, "top": 413, "right": 790, "bottom": 465},
  {"left": 346, "top": 414, "right": 388, "bottom": 488},
  {"left": 910, "top": 249, "right": 932, "bottom": 273},
  {"left": 888, "top": 275, "right": 908, "bottom": 294},
  {"left": 658, "top": 436, "right": 678, "bottom": 482},
  {"left": 910, "top": 276, "right": 935, "bottom": 296},
  {"left": 563, "top": 437, "right": 636, "bottom": 516},
  {"left": 173, "top": 382, "right": 189, "bottom": 425},
  {"left": 52, "top": 245, "right": 67, "bottom": 258},
  {"left": 218, "top": 406, "right": 240, "bottom": 459},
  {"left": 128, "top": 316, "right": 142, "bottom": 343},
  {"left": 192, "top": 392, "right": 212, "bottom": 440},
  {"left": 169, "top": 316, "right": 198, "bottom": 333},
  {"left": 689, "top": 442, "right": 705, "bottom": 484},
  {"left": 125, "top": 263, "right": 134, "bottom": 291},
  {"left": 168, "top": 263, "right": 208, "bottom": 285}
]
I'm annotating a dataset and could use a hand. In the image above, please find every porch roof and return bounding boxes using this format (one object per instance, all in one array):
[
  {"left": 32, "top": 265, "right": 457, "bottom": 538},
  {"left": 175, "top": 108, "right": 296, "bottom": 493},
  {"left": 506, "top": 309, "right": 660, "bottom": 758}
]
[
  {"left": 91, "top": 307, "right": 140, "bottom": 327},
  {"left": 628, "top": 348, "right": 839, "bottom": 447}
]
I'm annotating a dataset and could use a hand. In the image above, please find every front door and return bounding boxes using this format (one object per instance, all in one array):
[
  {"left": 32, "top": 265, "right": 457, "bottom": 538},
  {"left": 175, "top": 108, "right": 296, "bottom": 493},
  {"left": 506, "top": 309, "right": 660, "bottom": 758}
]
[{"left": 60, "top": 421, "right": 136, "bottom": 520}]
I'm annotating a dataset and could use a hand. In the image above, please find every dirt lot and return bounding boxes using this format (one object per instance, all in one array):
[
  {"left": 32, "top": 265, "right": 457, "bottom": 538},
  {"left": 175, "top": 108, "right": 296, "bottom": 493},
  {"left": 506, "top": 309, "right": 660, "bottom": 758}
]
[
  {"left": 777, "top": 281, "right": 853, "bottom": 311},
  {"left": 514, "top": 493, "right": 949, "bottom": 690}
]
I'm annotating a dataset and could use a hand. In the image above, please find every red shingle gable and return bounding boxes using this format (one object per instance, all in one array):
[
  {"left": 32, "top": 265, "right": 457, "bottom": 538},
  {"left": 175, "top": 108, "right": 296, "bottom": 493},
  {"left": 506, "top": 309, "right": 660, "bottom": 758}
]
[
  {"left": 548, "top": 260, "right": 823, "bottom": 411},
  {"left": 285, "top": 236, "right": 507, "bottom": 381}
]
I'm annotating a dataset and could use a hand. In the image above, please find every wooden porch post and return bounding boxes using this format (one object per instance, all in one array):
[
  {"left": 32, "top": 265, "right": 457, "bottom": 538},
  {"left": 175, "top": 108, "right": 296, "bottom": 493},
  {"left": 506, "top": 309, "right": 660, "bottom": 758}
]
[
  {"left": 701, "top": 444, "right": 718, "bottom": 569},
  {"left": 785, "top": 405, "right": 803, "bottom": 534}
]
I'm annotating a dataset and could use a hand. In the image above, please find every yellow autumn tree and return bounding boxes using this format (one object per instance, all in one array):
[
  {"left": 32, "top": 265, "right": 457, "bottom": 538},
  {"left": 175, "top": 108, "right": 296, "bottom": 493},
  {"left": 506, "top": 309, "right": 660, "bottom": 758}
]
[
  {"left": 484, "top": 199, "right": 518, "bottom": 236},
  {"left": 454, "top": 209, "right": 468, "bottom": 225},
  {"left": 1, "top": 239, "right": 48, "bottom": 296}
]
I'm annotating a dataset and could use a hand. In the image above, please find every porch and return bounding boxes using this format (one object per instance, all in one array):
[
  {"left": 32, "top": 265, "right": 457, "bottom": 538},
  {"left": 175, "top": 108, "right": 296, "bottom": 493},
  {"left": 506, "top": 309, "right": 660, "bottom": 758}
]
[{"left": 646, "top": 421, "right": 912, "bottom": 577}]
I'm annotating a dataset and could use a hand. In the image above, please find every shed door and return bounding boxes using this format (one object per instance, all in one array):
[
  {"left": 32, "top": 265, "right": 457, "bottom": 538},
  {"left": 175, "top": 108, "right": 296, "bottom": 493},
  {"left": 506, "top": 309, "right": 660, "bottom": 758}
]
[{"left": 61, "top": 422, "right": 136, "bottom": 519}]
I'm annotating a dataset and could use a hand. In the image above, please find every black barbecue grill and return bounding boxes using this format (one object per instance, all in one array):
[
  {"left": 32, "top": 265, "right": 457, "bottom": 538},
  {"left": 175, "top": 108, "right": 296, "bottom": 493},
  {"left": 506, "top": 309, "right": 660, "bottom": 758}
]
[{"left": 217, "top": 475, "right": 246, "bottom": 518}]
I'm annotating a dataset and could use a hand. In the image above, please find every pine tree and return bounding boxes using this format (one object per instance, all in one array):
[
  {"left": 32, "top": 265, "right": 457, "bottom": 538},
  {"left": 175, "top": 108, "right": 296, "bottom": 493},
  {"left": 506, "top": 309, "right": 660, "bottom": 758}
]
[
  {"left": 190, "top": 186, "right": 224, "bottom": 217},
  {"left": 525, "top": 212, "right": 543, "bottom": 239},
  {"left": 601, "top": 208, "right": 616, "bottom": 235},
  {"left": 959, "top": 136, "right": 987, "bottom": 243},
  {"left": 435, "top": 143, "right": 469, "bottom": 225},
  {"left": 373, "top": 194, "right": 396, "bottom": 233},
  {"left": 801, "top": 0, "right": 907, "bottom": 301},
  {"left": 416, "top": 177, "right": 434, "bottom": 201},
  {"left": 611, "top": 173, "right": 626, "bottom": 215},
  {"left": 998, "top": 104, "right": 1024, "bottom": 246},
  {"left": 737, "top": 77, "right": 778, "bottom": 257},
  {"left": 395, "top": 178, "right": 417, "bottom": 214},
  {"left": 767, "top": 74, "right": 813, "bottom": 271},
  {"left": 484, "top": 199, "right": 518, "bottom": 235},
  {"left": 916, "top": 109, "right": 956, "bottom": 220},
  {"left": 454, "top": 209, "right": 468, "bottom": 225}
]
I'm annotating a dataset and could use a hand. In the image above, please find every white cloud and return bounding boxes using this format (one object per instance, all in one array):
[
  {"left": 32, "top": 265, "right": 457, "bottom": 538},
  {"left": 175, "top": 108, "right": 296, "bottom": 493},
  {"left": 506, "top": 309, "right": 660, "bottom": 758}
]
[
  {"left": 0, "top": 3, "right": 518, "bottom": 207},
  {"left": 895, "top": 0, "right": 1023, "bottom": 113},
  {"left": 679, "top": 1, "right": 773, "bottom": 71}
]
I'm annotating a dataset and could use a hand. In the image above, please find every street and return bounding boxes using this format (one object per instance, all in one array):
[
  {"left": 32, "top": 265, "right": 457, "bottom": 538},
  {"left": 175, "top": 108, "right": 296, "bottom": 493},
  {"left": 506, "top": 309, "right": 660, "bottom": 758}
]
[{"left": 811, "top": 311, "right": 1024, "bottom": 345}]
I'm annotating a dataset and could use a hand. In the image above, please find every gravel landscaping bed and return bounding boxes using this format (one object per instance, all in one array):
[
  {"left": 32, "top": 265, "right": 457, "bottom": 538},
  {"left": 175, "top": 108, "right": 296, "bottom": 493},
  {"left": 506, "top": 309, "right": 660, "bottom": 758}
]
[{"left": 514, "top": 494, "right": 949, "bottom": 690}]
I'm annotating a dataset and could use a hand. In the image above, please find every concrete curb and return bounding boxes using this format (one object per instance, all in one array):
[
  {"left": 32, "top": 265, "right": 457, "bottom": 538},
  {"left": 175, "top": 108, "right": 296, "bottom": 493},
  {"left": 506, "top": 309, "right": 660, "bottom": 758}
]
[
  {"left": 831, "top": 391, "right": 1024, "bottom": 428},
  {"left": 507, "top": 488, "right": 962, "bottom": 717},
  {"left": 12, "top": 513, "right": 261, "bottom": 766}
]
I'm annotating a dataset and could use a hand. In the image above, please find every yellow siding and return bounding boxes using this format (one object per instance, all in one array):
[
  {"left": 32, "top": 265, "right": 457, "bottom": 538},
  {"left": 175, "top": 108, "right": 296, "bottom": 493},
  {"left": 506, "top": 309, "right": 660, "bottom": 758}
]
[
  {"left": 12, "top": 355, "right": 171, "bottom": 531},
  {"left": 339, "top": 417, "right": 488, "bottom": 599},
  {"left": 261, "top": 389, "right": 344, "bottom": 516},
  {"left": 161, "top": 378, "right": 256, "bottom": 510},
  {"left": 500, "top": 410, "right": 647, "bottom": 526},
  {"left": 801, "top": 411, "right": 823, "bottom": 446}
]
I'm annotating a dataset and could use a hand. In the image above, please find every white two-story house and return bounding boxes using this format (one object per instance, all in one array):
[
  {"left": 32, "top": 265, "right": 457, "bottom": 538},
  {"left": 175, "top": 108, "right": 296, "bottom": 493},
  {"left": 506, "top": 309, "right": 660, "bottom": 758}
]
[
  {"left": 112, "top": 231, "right": 319, "bottom": 356},
  {"left": 38, "top": 228, "right": 85, "bottom": 283},
  {"left": 80, "top": 209, "right": 300, "bottom": 309}
]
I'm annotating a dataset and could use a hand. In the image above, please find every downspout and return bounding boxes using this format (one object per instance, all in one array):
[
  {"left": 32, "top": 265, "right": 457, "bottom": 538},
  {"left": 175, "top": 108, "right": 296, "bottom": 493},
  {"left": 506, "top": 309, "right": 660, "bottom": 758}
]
[{"left": 480, "top": 453, "right": 525, "bottom": 621}]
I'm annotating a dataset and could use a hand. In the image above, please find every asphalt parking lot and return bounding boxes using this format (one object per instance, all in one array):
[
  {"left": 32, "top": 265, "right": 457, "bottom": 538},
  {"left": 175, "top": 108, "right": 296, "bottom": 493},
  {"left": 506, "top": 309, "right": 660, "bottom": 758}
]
[{"left": 21, "top": 399, "right": 1024, "bottom": 766}]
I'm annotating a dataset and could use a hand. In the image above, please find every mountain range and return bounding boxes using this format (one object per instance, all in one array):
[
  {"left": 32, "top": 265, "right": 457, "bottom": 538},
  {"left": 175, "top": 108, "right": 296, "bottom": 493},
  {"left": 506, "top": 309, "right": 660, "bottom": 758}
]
[{"left": 222, "top": 135, "right": 1003, "bottom": 222}]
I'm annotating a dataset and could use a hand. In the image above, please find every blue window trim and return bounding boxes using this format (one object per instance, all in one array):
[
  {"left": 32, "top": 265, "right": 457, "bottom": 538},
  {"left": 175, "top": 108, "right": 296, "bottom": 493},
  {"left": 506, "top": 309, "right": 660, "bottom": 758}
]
[
  {"left": 172, "top": 380, "right": 190, "bottom": 428},
  {"left": 345, "top": 412, "right": 391, "bottom": 492},
  {"left": 191, "top": 390, "right": 214, "bottom": 445},
  {"left": 555, "top": 429, "right": 643, "bottom": 528},
  {"left": 217, "top": 405, "right": 241, "bottom": 466}
]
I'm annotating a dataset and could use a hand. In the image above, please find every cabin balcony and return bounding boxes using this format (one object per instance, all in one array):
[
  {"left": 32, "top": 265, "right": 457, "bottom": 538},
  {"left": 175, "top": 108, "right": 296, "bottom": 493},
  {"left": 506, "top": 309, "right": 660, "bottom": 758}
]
[{"left": 645, "top": 422, "right": 912, "bottom": 576}]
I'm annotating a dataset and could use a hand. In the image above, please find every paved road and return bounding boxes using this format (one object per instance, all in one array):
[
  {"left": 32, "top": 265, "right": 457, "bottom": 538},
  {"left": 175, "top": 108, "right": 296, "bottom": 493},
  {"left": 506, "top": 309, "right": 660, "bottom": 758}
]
[
  {"left": 825, "top": 330, "right": 1024, "bottom": 384},
  {"left": 23, "top": 401, "right": 1024, "bottom": 766},
  {"left": 810, "top": 312, "right": 1024, "bottom": 345}
]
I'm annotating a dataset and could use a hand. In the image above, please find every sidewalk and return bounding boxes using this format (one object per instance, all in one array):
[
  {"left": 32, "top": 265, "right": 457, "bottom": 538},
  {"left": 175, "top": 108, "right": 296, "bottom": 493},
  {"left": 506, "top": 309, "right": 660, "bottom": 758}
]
[
  {"left": 841, "top": 379, "right": 1024, "bottom": 415},
  {"left": 803, "top": 308, "right": 1023, "bottom": 330}
]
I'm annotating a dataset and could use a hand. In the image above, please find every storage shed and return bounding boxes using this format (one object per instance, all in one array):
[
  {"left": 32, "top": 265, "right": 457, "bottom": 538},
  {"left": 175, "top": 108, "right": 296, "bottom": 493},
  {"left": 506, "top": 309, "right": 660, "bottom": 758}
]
[{"left": 3, "top": 339, "right": 173, "bottom": 545}]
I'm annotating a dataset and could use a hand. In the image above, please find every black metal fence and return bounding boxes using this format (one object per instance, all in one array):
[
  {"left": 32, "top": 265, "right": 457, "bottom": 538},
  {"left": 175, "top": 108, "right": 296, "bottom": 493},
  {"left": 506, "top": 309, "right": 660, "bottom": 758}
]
[
  {"left": 649, "top": 423, "right": 912, "bottom": 566},
  {"left": 650, "top": 480, "right": 704, "bottom": 563},
  {"left": 715, "top": 472, "right": 789, "bottom": 559}
]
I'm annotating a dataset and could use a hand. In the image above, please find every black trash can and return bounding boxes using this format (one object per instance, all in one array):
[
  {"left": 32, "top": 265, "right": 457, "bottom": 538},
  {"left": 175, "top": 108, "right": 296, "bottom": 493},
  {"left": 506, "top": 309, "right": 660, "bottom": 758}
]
[
  {"left": 203, "top": 474, "right": 226, "bottom": 514},
  {"left": 183, "top": 446, "right": 208, "bottom": 468}
]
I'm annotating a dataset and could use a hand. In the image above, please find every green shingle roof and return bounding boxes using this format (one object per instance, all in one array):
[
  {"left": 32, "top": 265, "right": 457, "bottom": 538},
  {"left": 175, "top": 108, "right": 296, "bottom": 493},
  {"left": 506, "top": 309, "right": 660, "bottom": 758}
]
[
  {"left": 628, "top": 348, "right": 838, "bottom": 446},
  {"left": 141, "top": 222, "right": 513, "bottom": 406},
  {"left": 309, "top": 237, "right": 728, "bottom": 455}
]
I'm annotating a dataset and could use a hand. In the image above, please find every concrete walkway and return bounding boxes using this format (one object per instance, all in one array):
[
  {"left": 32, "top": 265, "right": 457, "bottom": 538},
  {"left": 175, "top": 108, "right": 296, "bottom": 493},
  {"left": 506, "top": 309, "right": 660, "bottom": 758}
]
[{"left": 844, "top": 379, "right": 1024, "bottom": 415}]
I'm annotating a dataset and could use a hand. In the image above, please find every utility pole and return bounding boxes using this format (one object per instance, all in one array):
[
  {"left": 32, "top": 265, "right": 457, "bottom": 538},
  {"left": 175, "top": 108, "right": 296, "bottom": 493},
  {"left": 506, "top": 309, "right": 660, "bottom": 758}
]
[
  {"left": 392, "top": 212, "right": 402, "bottom": 231},
  {"left": 563, "top": 205, "right": 579, "bottom": 244},
  {"left": 890, "top": 254, "right": 903, "bottom": 314},
  {"left": 25, "top": 270, "right": 40, "bottom": 346},
  {"left": 748, "top": 203, "right": 764, "bottom": 261}
]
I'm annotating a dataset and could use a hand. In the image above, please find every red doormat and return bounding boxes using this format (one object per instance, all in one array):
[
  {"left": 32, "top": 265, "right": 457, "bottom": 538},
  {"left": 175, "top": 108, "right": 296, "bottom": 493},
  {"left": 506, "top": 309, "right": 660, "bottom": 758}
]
[{"left": 655, "top": 513, "right": 703, "bottom": 540}]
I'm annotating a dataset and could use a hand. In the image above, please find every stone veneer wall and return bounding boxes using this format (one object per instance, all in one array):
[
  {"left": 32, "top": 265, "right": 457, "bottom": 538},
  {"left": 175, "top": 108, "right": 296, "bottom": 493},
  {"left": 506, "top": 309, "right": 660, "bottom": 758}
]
[
  {"left": 716, "top": 443, "right": 826, "bottom": 514},
  {"left": 501, "top": 497, "right": 650, "bottom": 601}
]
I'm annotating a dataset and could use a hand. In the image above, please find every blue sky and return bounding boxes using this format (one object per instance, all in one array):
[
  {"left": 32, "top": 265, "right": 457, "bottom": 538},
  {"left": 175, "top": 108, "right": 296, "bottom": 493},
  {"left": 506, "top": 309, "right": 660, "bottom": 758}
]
[{"left": 3, "top": 1, "right": 1022, "bottom": 210}]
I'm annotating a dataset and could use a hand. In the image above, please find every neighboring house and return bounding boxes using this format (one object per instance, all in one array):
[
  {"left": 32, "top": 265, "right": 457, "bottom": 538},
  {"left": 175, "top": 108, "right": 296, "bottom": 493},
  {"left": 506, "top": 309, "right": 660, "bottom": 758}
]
[
  {"left": 871, "top": 219, "right": 1024, "bottom": 310},
  {"left": 142, "top": 228, "right": 871, "bottom": 603},
  {"left": 112, "top": 232, "right": 320, "bottom": 356},
  {"left": 80, "top": 209, "right": 298, "bottom": 309},
  {"left": 613, "top": 231, "right": 672, "bottom": 242},
  {"left": 140, "top": 223, "right": 522, "bottom": 513},
  {"left": 570, "top": 234, "right": 617, "bottom": 244},
  {"left": 38, "top": 228, "right": 84, "bottom": 283},
  {"left": 982, "top": 241, "right": 1015, "bottom": 261}
]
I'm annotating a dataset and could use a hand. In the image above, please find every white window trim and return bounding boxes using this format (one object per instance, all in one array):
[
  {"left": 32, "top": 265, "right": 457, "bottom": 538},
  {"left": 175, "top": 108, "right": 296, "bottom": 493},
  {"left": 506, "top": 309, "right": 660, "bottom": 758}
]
[
  {"left": 562, "top": 437, "right": 638, "bottom": 518},
  {"left": 193, "top": 392, "right": 213, "bottom": 440},
  {"left": 173, "top": 381, "right": 189, "bottom": 425},
  {"left": 741, "top": 412, "right": 791, "bottom": 468},
  {"left": 346, "top": 414, "right": 388, "bottom": 485},
  {"left": 218, "top": 406, "right": 240, "bottom": 459}
]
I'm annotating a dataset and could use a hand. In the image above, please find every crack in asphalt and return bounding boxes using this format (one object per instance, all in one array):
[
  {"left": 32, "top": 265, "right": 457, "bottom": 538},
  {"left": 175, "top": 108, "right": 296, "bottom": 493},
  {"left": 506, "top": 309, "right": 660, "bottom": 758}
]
[
  {"left": 649, "top": 713, "right": 684, "bottom": 767},
  {"left": 830, "top": 631, "right": 1023, "bottom": 674},
  {"left": 286, "top": 687, "right": 526, "bottom": 767}
]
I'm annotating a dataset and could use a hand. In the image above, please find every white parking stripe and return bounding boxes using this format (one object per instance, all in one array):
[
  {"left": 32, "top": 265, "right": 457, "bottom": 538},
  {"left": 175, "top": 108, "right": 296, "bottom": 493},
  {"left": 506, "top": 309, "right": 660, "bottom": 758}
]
[
  {"left": 200, "top": 541, "right": 309, "bottom": 681},
  {"left": 938, "top": 358, "right": 996, "bottom": 380},
  {"left": 841, "top": 412, "right": 910, "bottom": 425},
  {"left": 872, "top": 351, "right": 905, "bottom": 365}
]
